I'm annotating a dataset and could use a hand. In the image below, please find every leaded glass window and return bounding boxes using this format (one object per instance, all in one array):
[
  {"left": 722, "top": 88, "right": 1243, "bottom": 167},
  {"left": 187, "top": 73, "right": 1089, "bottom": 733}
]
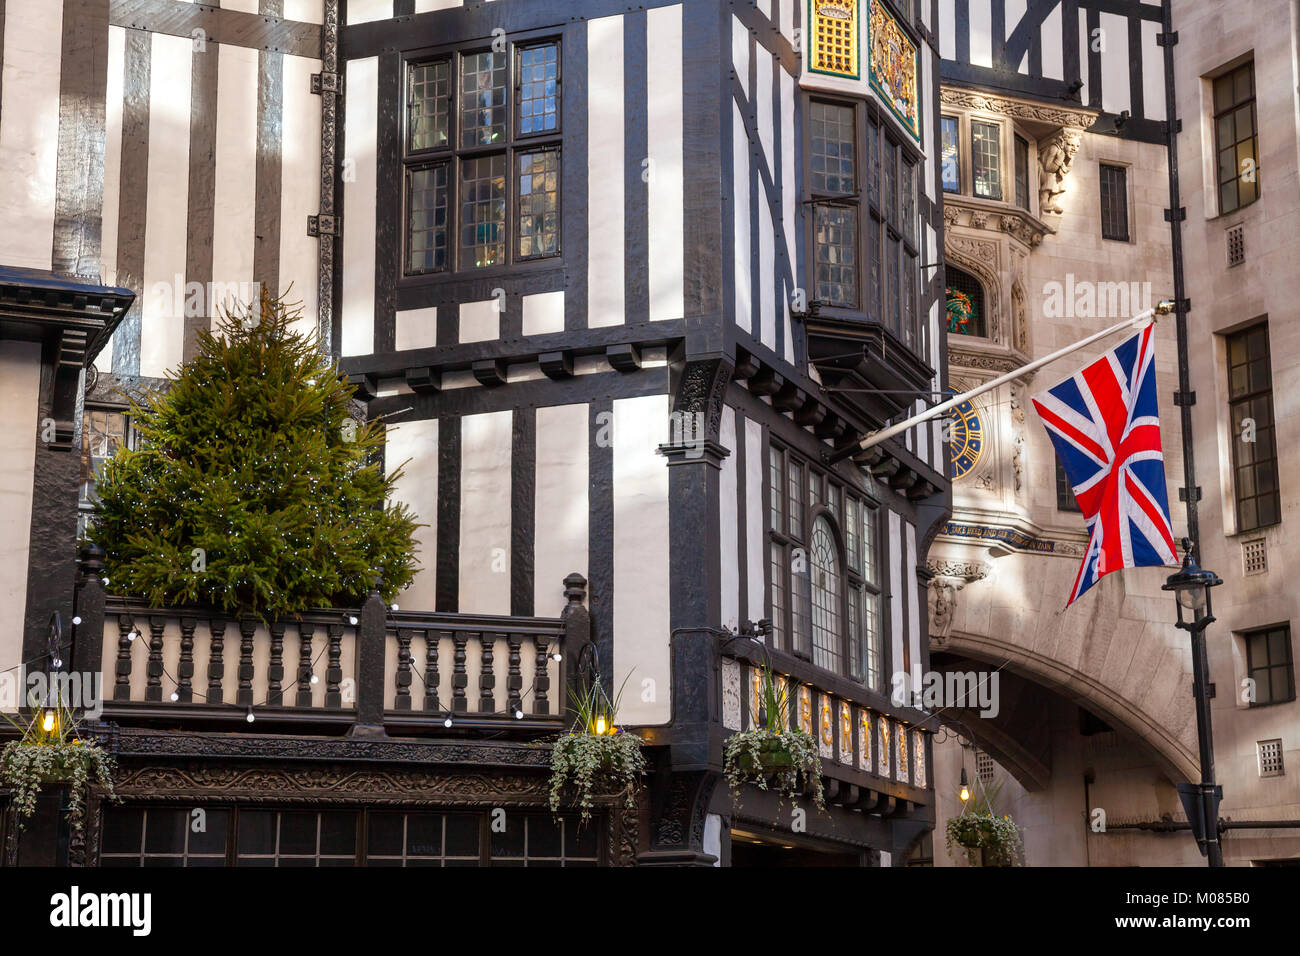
[
  {"left": 810, "top": 517, "right": 842, "bottom": 673},
  {"left": 403, "top": 39, "right": 561, "bottom": 276}
]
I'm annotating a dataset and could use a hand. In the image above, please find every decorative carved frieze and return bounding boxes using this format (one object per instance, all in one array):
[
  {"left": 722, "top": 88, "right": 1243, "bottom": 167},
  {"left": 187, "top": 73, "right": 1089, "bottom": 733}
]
[{"left": 940, "top": 87, "right": 1099, "bottom": 131}]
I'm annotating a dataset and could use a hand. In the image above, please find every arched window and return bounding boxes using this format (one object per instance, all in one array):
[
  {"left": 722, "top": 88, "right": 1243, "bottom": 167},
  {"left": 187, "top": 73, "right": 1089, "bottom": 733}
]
[
  {"left": 945, "top": 265, "right": 986, "bottom": 337},
  {"left": 809, "top": 516, "right": 842, "bottom": 673}
]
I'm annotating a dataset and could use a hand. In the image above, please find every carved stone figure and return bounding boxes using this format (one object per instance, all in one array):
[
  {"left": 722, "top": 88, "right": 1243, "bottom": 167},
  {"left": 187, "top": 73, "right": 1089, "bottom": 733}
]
[
  {"left": 1011, "top": 277, "right": 1029, "bottom": 353},
  {"left": 1038, "top": 128, "right": 1082, "bottom": 215}
]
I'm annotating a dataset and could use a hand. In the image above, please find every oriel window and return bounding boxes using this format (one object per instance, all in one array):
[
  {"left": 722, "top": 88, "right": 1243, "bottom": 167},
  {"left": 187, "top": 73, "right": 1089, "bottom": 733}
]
[
  {"left": 768, "top": 443, "right": 885, "bottom": 690},
  {"left": 404, "top": 39, "right": 562, "bottom": 276},
  {"left": 810, "top": 101, "right": 859, "bottom": 308}
]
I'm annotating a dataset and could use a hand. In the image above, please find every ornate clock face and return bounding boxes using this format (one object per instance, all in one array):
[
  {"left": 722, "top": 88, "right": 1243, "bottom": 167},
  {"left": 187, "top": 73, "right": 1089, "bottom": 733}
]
[{"left": 948, "top": 399, "right": 984, "bottom": 480}]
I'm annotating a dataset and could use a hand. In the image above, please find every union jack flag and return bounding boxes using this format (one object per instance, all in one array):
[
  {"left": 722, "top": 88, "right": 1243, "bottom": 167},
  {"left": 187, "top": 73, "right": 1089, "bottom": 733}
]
[{"left": 1031, "top": 324, "right": 1179, "bottom": 605}]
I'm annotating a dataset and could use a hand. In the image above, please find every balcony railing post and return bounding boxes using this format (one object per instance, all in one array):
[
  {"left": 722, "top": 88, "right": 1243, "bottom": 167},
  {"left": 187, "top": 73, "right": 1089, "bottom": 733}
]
[
  {"left": 350, "top": 584, "right": 388, "bottom": 737},
  {"left": 560, "top": 572, "right": 590, "bottom": 731},
  {"left": 71, "top": 544, "right": 106, "bottom": 680}
]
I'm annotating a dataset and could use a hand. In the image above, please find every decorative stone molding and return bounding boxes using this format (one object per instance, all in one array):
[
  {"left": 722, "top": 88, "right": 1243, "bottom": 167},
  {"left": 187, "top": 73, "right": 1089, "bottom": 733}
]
[
  {"left": 926, "top": 559, "right": 991, "bottom": 581},
  {"left": 944, "top": 197, "right": 1053, "bottom": 248},
  {"left": 940, "top": 87, "right": 1099, "bottom": 131},
  {"left": 925, "top": 560, "right": 990, "bottom": 638}
]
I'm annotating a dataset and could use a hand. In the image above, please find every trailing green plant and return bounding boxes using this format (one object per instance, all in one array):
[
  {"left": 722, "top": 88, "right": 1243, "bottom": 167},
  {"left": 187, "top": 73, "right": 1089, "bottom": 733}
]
[
  {"left": 944, "top": 775, "right": 1024, "bottom": 866},
  {"left": 548, "top": 676, "right": 645, "bottom": 823},
  {"left": 87, "top": 289, "right": 419, "bottom": 619},
  {"left": 722, "top": 657, "right": 825, "bottom": 811},
  {"left": 1, "top": 703, "right": 118, "bottom": 839}
]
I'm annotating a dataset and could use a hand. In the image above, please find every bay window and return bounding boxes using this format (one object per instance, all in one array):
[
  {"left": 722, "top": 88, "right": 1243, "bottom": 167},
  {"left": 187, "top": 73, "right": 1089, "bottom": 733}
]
[{"left": 769, "top": 444, "right": 884, "bottom": 688}]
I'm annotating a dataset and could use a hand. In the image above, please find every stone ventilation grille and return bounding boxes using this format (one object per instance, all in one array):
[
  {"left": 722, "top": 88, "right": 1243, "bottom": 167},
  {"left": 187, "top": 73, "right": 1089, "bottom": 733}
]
[
  {"left": 1242, "top": 538, "right": 1267, "bottom": 575},
  {"left": 1257, "top": 738, "right": 1284, "bottom": 777},
  {"left": 1227, "top": 224, "right": 1245, "bottom": 267},
  {"left": 975, "top": 750, "right": 995, "bottom": 782}
]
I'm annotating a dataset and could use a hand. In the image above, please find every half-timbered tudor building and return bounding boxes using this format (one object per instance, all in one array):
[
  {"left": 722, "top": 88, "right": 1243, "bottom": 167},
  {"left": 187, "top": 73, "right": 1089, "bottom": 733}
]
[{"left": 0, "top": 0, "right": 948, "bottom": 866}]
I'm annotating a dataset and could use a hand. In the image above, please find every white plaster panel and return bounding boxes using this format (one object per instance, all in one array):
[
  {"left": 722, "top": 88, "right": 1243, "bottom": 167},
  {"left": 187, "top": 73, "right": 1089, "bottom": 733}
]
[
  {"left": 0, "top": 342, "right": 40, "bottom": 708},
  {"left": 342, "top": 56, "right": 378, "bottom": 356},
  {"left": 140, "top": 33, "right": 193, "bottom": 378},
  {"left": 587, "top": 15, "right": 625, "bottom": 328},
  {"left": 0, "top": 0, "right": 63, "bottom": 270},
  {"left": 522, "top": 290, "right": 565, "bottom": 336},
  {"left": 458, "top": 411, "right": 513, "bottom": 615},
  {"left": 534, "top": 403, "right": 589, "bottom": 617}
]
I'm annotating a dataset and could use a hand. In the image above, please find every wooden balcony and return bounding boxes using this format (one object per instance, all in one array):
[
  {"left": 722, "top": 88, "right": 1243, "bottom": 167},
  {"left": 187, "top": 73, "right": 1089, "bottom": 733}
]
[{"left": 69, "top": 547, "right": 589, "bottom": 739}]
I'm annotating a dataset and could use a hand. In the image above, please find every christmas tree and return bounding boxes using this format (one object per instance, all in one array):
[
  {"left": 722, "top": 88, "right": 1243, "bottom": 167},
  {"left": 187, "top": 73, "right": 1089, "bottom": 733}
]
[{"left": 89, "top": 291, "right": 419, "bottom": 618}]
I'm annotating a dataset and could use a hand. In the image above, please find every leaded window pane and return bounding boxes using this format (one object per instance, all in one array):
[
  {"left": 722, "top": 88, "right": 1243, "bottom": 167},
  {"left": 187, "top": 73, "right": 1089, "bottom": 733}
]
[
  {"left": 407, "top": 164, "right": 449, "bottom": 274},
  {"left": 971, "top": 120, "right": 1002, "bottom": 200},
  {"left": 810, "top": 518, "right": 841, "bottom": 673},
  {"left": 460, "top": 50, "right": 508, "bottom": 146},
  {"left": 811, "top": 101, "right": 855, "bottom": 195},
  {"left": 814, "top": 204, "right": 858, "bottom": 307},
  {"left": 459, "top": 154, "right": 507, "bottom": 268},
  {"left": 517, "top": 42, "right": 560, "bottom": 136},
  {"left": 517, "top": 148, "right": 560, "bottom": 259},
  {"left": 408, "top": 60, "right": 451, "bottom": 151}
]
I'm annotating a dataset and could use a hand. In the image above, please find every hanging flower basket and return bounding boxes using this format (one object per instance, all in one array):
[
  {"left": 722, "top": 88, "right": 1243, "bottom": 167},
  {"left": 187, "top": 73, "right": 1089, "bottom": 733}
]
[
  {"left": 548, "top": 729, "right": 645, "bottom": 824},
  {"left": 723, "top": 729, "right": 825, "bottom": 811},
  {"left": 2, "top": 704, "right": 119, "bottom": 840},
  {"left": 548, "top": 674, "right": 645, "bottom": 824},
  {"left": 0, "top": 738, "right": 117, "bottom": 839},
  {"left": 945, "top": 812, "right": 1024, "bottom": 867}
]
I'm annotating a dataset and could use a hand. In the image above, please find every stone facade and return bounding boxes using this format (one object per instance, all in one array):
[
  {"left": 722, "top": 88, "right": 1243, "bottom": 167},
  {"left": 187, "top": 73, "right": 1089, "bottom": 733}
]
[{"left": 929, "top": 0, "right": 1300, "bottom": 866}]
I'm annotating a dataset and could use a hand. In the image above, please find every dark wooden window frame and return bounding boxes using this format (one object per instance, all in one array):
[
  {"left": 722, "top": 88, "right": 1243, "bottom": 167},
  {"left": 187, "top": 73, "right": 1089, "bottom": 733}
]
[
  {"left": 1225, "top": 322, "right": 1281, "bottom": 533},
  {"left": 1243, "top": 623, "right": 1295, "bottom": 707},
  {"left": 767, "top": 442, "right": 884, "bottom": 688},
  {"left": 1213, "top": 60, "right": 1259, "bottom": 216},
  {"left": 803, "top": 94, "right": 924, "bottom": 357},
  {"left": 1013, "top": 133, "right": 1030, "bottom": 211},
  {"left": 401, "top": 32, "right": 563, "bottom": 281},
  {"left": 98, "top": 804, "right": 604, "bottom": 867},
  {"left": 1055, "top": 455, "right": 1082, "bottom": 513},
  {"left": 1099, "top": 162, "right": 1130, "bottom": 242}
]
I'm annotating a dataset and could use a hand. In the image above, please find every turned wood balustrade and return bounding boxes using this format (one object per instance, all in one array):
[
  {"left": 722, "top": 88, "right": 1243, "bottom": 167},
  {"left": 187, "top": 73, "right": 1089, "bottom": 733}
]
[{"left": 68, "top": 545, "right": 590, "bottom": 736}]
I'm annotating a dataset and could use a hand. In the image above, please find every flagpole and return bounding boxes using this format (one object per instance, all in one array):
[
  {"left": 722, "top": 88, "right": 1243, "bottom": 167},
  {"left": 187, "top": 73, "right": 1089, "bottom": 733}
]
[{"left": 826, "top": 299, "right": 1176, "bottom": 465}]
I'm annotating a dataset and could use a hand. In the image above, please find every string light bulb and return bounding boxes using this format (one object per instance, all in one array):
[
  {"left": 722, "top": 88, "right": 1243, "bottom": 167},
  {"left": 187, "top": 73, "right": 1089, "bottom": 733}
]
[
  {"left": 959, "top": 767, "right": 970, "bottom": 803},
  {"left": 443, "top": 715, "right": 453, "bottom": 729},
  {"left": 595, "top": 715, "right": 607, "bottom": 735},
  {"left": 551, "top": 651, "right": 562, "bottom": 663},
  {"left": 246, "top": 707, "right": 256, "bottom": 723},
  {"left": 42, "top": 710, "right": 57, "bottom": 734}
]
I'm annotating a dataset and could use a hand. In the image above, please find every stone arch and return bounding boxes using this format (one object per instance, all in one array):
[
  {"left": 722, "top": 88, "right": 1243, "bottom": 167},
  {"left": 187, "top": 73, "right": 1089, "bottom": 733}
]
[{"left": 933, "top": 628, "right": 1199, "bottom": 786}]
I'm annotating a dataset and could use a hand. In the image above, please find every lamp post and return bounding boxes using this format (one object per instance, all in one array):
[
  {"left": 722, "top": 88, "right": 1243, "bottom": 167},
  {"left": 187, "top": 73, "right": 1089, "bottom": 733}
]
[{"left": 1162, "top": 538, "right": 1225, "bottom": 867}]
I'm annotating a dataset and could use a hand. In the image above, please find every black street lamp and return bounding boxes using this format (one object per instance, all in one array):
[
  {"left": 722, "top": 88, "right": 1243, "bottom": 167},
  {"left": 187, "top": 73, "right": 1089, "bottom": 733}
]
[{"left": 1163, "top": 538, "right": 1225, "bottom": 866}]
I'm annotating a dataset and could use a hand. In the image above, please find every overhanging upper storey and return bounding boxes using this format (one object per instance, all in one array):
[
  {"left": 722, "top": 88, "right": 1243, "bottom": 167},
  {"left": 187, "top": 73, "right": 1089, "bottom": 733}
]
[
  {"left": 936, "top": 0, "right": 1168, "bottom": 144},
  {"left": 0, "top": 265, "right": 135, "bottom": 449}
]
